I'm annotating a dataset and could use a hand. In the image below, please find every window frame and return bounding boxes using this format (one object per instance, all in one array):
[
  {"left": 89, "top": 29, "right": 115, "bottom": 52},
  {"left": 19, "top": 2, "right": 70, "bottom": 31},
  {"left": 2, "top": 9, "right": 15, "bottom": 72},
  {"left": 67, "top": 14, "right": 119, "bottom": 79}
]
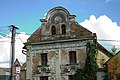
[
  {"left": 69, "top": 51, "right": 77, "bottom": 64},
  {"left": 68, "top": 75, "right": 75, "bottom": 80},
  {"left": 40, "top": 76, "right": 48, "bottom": 80},
  {"left": 41, "top": 53, "right": 47, "bottom": 66},
  {"left": 61, "top": 24, "right": 66, "bottom": 35},
  {"left": 51, "top": 25, "right": 56, "bottom": 35}
]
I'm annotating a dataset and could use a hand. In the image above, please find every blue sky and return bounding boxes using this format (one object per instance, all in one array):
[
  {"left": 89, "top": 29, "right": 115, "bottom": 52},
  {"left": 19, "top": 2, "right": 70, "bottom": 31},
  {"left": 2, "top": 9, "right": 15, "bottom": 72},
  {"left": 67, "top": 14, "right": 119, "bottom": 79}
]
[
  {"left": 0, "top": 0, "right": 120, "bottom": 68},
  {"left": 0, "top": 0, "right": 120, "bottom": 34}
]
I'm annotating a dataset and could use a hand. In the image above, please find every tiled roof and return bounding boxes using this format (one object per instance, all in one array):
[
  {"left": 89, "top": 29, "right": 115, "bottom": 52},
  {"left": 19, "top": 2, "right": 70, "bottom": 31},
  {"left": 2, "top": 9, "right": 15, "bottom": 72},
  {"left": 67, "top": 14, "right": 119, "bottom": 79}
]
[
  {"left": 27, "top": 27, "right": 41, "bottom": 43},
  {"left": 27, "top": 22, "right": 93, "bottom": 43},
  {"left": 70, "top": 22, "right": 92, "bottom": 36},
  {"left": 97, "top": 43, "right": 113, "bottom": 58}
]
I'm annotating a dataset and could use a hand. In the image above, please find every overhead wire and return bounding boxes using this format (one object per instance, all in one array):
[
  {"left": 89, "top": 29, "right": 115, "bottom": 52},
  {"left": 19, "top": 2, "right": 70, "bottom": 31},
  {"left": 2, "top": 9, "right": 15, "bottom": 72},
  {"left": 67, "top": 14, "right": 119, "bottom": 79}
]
[
  {"left": 98, "top": 39, "right": 120, "bottom": 47},
  {"left": 98, "top": 44, "right": 120, "bottom": 46},
  {"left": 0, "top": 28, "right": 120, "bottom": 47},
  {"left": 98, "top": 39, "right": 120, "bottom": 42},
  {"left": 17, "top": 32, "right": 31, "bottom": 35},
  {"left": 0, "top": 25, "right": 11, "bottom": 35},
  {"left": 16, "top": 33, "right": 24, "bottom": 45},
  {"left": 0, "top": 25, "right": 10, "bottom": 28}
]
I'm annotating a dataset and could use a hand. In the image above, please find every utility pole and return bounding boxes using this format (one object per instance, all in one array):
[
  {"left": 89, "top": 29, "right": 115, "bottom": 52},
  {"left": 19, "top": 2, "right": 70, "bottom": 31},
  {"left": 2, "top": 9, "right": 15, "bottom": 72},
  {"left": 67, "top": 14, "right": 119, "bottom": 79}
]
[{"left": 9, "top": 25, "right": 18, "bottom": 80}]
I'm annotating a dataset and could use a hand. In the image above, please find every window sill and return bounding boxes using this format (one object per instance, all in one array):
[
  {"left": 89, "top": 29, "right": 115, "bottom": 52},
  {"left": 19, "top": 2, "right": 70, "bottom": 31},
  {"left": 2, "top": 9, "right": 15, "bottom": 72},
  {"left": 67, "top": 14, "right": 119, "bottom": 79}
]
[{"left": 37, "top": 65, "right": 49, "bottom": 67}]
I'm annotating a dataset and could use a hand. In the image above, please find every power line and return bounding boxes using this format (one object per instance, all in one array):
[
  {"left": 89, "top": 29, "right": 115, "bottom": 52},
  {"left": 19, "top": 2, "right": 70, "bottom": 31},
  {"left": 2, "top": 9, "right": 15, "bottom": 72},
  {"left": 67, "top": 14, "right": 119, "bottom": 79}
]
[
  {"left": 16, "top": 33, "right": 120, "bottom": 42},
  {"left": 0, "top": 36, "right": 120, "bottom": 43},
  {"left": 16, "top": 33, "right": 24, "bottom": 45},
  {"left": 1, "top": 31, "right": 120, "bottom": 45},
  {"left": 17, "top": 32, "right": 31, "bottom": 35},
  {"left": 0, "top": 33, "right": 7, "bottom": 36},
  {"left": 100, "top": 44, "right": 120, "bottom": 46},
  {"left": 98, "top": 39, "right": 120, "bottom": 42},
  {"left": 0, "top": 40, "right": 10, "bottom": 42},
  {"left": 0, "top": 25, "right": 9, "bottom": 28},
  {"left": 0, "top": 26, "right": 11, "bottom": 36}
]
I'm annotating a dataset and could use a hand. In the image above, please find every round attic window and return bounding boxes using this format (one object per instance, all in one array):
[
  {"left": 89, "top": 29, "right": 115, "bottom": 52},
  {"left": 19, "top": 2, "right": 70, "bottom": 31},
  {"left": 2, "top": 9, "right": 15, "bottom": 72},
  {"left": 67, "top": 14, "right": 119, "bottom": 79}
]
[{"left": 54, "top": 16, "right": 62, "bottom": 23}]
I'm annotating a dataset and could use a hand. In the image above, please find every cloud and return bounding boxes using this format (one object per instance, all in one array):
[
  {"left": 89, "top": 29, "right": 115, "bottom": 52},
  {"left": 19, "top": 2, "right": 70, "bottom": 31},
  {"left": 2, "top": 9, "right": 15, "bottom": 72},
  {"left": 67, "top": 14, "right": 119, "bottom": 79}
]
[
  {"left": 0, "top": 32, "right": 30, "bottom": 68},
  {"left": 1, "top": 15, "right": 120, "bottom": 68},
  {"left": 80, "top": 15, "right": 120, "bottom": 52}
]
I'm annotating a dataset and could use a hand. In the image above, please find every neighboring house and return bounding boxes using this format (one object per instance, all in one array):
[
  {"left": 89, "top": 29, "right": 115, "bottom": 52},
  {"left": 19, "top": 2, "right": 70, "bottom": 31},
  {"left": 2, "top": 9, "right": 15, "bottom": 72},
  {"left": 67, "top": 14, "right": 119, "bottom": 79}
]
[
  {"left": 24, "top": 6, "right": 112, "bottom": 80},
  {"left": 97, "top": 43, "right": 113, "bottom": 68},
  {"left": 106, "top": 51, "right": 120, "bottom": 80},
  {"left": 13, "top": 58, "right": 26, "bottom": 80},
  {"left": 0, "top": 67, "right": 10, "bottom": 80},
  {"left": 20, "top": 66, "right": 26, "bottom": 80},
  {"left": 96, "top": 43, "right": 113, "bottom": 80}
]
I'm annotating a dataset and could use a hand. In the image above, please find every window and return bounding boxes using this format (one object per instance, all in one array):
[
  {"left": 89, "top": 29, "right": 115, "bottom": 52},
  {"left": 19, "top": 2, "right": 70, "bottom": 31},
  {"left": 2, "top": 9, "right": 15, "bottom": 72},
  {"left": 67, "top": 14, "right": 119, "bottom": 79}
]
[
  {"left": 69, "top": 75, "right": 75, "bottom": 80},
  {"left": 61, "top": 24, "right": 66, "bottom": 34},
  {"left": 41, "top": 53, "right": 47, "bottom": 66},
  {"left": 40, "top": 76, "right": 48, "bottom": 80},
  {"left": 69, "top": 51, "right": 76, "bottom": 64},
  {"left": 51, "top": 26, "right": 56, "bottom": 35}
]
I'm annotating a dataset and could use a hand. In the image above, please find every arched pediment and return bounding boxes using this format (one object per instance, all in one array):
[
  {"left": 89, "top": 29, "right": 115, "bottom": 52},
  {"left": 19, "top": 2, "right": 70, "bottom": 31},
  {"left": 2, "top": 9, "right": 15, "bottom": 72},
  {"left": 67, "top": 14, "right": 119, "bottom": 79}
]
[{"left": 45, "top": 6, "right": 70, "bottom": 23}]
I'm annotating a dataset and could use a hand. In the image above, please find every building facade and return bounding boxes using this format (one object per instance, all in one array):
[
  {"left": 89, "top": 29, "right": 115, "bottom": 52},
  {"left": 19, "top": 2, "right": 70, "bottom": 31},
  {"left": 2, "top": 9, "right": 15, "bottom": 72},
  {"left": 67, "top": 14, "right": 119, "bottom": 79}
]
[
  {"left": 13, "top": 58, "right": 26, "bottom": 80},
  {"left": 0, "top": 68, "right": 10, "bottom": 80},
  {"left": 107, "top": 51, "right": 120, "bottom": 80},
  {"left": 25, "top": 6, "right": 112, "bottom": 80}
]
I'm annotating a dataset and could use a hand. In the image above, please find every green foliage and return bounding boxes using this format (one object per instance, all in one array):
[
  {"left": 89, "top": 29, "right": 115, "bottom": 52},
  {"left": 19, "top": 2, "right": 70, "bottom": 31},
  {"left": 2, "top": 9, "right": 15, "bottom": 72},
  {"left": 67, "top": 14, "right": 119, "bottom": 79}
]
[
  {"left": 103, "top": 72, "right": 114, "bottom": 80},
  {"left": 116, "top": 74, "right": 120, "bottom": 80},
  {"left": 74, "top": 69, "right": 86, "bottom": 80},
  {"left": 111, "top": 46, "right": 117, "bottom": 54},
  {"left": 22, "top": 62, "right": 26, "bottom": 67},
  {"left": 75, "top": 41, "right": 98, "bottom": 80},
  {"left": 104, "top": 57, "right": 120, "bottom": 80},
  {"left": 84, "top": 41, "right": 98, "bottom": 80},
  {"left": 114, "top": 57, "right": 119, "bottom": 65}
]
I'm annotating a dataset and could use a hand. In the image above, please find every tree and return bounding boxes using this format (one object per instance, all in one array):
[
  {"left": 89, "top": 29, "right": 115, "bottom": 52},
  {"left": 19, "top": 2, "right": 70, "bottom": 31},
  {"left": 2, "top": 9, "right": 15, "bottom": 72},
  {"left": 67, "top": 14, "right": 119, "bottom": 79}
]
[
  {"left": 74, "top": 69, "right": 86, "bottom": 80},
  {"left": 111, "top": 46, "right": 117, "bottom": 54},
  {"left": 75, "top": 41, "right": 98, "bottom": 80},
  {"left": 22, "top": 62, "right": 26, "bottom": 67},
  {"left": 104, "top": 57, "right": 120, "bottom": 80},
  {"left": 84, "top": 41, "right": 98, "bottom": 80}
]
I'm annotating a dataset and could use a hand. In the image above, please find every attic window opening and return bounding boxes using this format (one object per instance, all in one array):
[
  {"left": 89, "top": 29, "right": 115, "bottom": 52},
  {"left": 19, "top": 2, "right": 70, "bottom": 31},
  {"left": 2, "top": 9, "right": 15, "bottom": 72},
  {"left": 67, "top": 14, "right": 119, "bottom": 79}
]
[
  {"left": 51, "top": 26, "right": 56, "bottom": 35},
  {"left": 61, "top": 24, "right": 66, "bottom": 34}
]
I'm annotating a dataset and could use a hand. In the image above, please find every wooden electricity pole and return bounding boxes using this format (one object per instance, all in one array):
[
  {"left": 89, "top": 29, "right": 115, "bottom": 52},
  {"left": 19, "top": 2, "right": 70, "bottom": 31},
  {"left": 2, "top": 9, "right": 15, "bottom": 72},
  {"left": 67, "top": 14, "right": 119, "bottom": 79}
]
[{"left": 9, "top": 25, "right": 18, "bottom": 80}]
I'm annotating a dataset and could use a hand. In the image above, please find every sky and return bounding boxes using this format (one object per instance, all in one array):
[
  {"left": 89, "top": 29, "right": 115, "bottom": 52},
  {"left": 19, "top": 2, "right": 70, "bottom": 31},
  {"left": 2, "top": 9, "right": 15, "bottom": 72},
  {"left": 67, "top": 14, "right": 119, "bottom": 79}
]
[
  {"left": 0, "top": 32, "right": 30, "bottom": 68},
  {"left": 80, "top": 15, "right": 120, "bottom": 51},
  {"left": 0, "top": 0, "right": 120, "bottom": 34},
  {"left": 0, "top": 0, "right": 120, "bottom": 68}
]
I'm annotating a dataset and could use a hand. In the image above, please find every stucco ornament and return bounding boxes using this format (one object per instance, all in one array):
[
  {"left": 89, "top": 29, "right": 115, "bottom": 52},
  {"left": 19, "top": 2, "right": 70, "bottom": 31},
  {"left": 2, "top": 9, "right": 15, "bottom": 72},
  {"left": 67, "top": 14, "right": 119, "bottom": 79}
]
[{"left": 54, "top": 16, "right": 62, "bottom": 23}]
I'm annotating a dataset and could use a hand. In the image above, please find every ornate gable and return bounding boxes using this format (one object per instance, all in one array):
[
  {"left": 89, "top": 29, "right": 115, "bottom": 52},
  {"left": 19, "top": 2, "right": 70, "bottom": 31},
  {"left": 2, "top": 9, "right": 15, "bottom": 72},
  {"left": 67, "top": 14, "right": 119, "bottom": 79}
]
[{"left": 27, "top": 6, "right": 93, "bottom": 43}]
